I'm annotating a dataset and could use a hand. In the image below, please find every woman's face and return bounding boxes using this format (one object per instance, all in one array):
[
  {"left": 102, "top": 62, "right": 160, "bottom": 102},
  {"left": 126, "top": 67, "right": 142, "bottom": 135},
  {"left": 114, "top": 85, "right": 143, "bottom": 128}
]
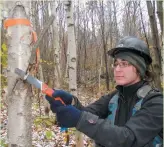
[{"left": 113, "top": 58, "right": 141, "bottom": 86}]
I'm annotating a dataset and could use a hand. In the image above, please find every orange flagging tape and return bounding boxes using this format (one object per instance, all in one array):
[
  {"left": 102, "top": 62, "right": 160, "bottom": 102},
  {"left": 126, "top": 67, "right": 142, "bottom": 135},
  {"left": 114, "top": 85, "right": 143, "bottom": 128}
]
[
  {"left": 32, "top": 31, "right": 37, "bottom": 42},
  {"left": 4, "top": 18, "right": 31, "bottom": 29},
  {"left": 4, "top": 18, "right": 40, "bottom": 71}
]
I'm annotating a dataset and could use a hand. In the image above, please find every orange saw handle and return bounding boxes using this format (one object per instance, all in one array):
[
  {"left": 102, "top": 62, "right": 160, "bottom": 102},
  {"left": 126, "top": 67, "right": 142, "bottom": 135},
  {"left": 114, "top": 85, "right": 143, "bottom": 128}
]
[{"left": 42, "top": 83, "right": 66, "bottom": 105}]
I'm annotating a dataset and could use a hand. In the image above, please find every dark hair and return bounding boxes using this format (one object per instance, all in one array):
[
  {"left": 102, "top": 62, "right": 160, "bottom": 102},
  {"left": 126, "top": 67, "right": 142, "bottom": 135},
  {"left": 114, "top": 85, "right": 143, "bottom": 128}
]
[
  {"left": 144, "top": 69, "right": 154, "bottom": 82},
  {"left": 136, "top": 66, "right": 154, "bottom": 82},
  {"left": 143, "top": 65, "right": 155, "bottom": 82}
]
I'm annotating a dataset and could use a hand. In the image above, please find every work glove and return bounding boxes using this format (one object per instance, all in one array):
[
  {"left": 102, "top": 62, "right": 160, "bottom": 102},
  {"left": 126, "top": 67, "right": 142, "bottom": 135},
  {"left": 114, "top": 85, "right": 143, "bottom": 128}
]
[
  {"left": 56, "top": 105, "right": 82, "bottom": 128},
  {"left": 45, "top": 89, "right": 73, "bottom": 113},
  {"left": 45, "top": 95, "right": 64, "bottom": 113}
]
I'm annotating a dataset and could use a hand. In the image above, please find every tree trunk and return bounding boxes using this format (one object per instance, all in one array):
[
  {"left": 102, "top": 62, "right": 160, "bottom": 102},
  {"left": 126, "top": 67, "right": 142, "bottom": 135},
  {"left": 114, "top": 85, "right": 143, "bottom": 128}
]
[
  {"left": 139, "top": 2, "right": 155, "bottom": 87},
  {"left": 65, "top": 1, "right": 84, "bottom": 147},
  {"left": 5, "top": 4, "right": 33, "bottom": 147},
  {"left": 100, "top": 1, "right": 109, "bottom": 90},
  {"left": 51, "top": 2, "right": 61, "bottom": 88},
  {"left": 98, "top": 52, "right": 103, "bottom": 92},
  {"left": 65, "top": 0, "right": 77, "bottom": 95},
  {"left": 156, "top": 1, "right": 163, "bottom": 35},
  {"left": 113, "top": 1, "right": 119, "bottom": 43},
  {"left": 146, "top": 1, "right": 162, "bottom": 90},
  {"left": 146, "top": 1, "right": 161, "bottom": 64}
]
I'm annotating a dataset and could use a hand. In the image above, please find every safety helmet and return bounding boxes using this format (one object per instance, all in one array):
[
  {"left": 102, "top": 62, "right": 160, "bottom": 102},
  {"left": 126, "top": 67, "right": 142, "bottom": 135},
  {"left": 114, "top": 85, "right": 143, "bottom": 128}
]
[{"left": 108, "top": 36, "right": 152, "bottom": 65}]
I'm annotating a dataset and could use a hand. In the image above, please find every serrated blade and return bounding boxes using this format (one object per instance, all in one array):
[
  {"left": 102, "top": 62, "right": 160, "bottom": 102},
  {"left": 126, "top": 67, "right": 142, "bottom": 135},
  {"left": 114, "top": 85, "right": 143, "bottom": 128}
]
[
  {"left": 14, "top": 68, "right": 65, "bottom": 105},
  {"left": 15, "top": 68, "right": 42, "bottom": 89}
]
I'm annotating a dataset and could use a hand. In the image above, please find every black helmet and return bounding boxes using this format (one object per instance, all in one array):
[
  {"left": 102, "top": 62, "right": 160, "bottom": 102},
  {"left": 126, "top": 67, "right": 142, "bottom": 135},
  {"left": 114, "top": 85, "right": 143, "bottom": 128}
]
[{"left": 108, "top": 36, "right": 152, "bottom": 64}]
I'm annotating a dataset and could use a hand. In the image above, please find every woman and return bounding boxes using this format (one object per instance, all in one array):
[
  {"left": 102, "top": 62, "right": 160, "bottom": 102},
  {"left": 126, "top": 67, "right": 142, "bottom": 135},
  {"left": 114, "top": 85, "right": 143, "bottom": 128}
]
[{"left": 46, "top": 36, "right": 163, "bottom": 147}]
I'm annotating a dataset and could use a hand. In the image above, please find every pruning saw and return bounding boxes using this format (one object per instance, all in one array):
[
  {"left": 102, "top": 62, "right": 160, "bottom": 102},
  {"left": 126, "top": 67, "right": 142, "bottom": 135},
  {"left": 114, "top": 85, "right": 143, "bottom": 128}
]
[
  {"left": 14, "top": 68, "right": 66, "bottom": 105},
  {"left": 15, "top": 68, "right": 69, "bottom": 143}
]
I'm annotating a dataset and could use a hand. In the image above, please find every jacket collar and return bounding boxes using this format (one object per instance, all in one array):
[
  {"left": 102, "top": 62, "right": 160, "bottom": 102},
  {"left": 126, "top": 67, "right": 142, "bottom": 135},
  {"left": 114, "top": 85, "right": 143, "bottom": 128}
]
[{"left": 116, "top": 80, "right": 146, "bottom": 101}]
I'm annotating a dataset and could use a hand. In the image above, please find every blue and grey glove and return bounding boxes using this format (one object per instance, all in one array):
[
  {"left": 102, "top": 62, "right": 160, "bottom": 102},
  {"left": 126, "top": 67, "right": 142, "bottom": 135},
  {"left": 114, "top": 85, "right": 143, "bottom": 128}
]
[
  {"left": 56, "top": 105, "right": 82, "bottom": 128},
  {"left": 45, "top": 89, "right": 73, "bottom": 113}
]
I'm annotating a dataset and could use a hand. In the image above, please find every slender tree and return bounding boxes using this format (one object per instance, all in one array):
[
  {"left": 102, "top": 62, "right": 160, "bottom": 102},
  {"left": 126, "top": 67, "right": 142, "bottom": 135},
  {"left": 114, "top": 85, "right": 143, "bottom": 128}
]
[
  {"left": 65, "top": 1, "right": 84, "bottom": 146},
  {"left": 146, "top": 1, "right": 162, "bottom": 90},
  {"left": 99, "top": 1, "right": 110, "bottom": 90},
  {"left": 51, "top": 1, "right": 61, "bottom": 88},
  {"left": 156, "top": 1, "right": 163, "bottom": 35}
]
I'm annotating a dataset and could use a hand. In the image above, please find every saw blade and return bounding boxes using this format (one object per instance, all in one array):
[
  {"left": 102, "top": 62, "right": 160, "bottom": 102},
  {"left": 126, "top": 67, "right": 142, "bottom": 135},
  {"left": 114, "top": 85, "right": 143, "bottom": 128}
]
[{"left": 15, "top": 68, "right": 42, "bottom": 89}]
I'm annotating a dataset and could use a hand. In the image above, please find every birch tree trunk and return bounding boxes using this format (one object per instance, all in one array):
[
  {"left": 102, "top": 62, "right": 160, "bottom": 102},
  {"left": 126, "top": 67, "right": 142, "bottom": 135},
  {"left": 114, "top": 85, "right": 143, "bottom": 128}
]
[
  {"left": 51, "top": 1, "right": 61, "bottom": 88},
  {"left": 65, "top": 1, "right": 84, "bottom": 147},
  {"left": 5, "top": 4, "right": 33, "bottom": 147},
  {"left": 65, "top": 0, "right": 77, "bottom": 95}
]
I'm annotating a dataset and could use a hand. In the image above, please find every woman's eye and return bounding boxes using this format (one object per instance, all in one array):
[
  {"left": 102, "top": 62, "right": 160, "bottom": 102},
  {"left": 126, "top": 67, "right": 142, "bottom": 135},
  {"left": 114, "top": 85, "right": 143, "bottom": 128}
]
[
  {"left": 114, "top": 63, "right": 118, "bottom": 67},
  {"left": 122, "top": 62, "right": 129, "bottom": 67}
]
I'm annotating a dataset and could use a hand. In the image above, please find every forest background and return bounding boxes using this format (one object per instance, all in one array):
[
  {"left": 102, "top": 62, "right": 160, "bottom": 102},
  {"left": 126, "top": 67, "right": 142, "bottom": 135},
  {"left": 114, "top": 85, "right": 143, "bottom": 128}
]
[{"left": 0, "top": 0, "right": 163, "bottom": 147}]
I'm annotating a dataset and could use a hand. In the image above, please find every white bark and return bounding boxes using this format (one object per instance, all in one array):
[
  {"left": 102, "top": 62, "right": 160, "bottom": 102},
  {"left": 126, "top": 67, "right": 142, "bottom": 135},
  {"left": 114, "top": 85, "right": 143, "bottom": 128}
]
[
  {"left": 65, "top": 1, "right": 84, "bottom": 147},
  {"left": 51, "top": 1, "right": 61, "bottom": 88},
  {"left": 65, "top": 43, "right": 69, "bottom": 81},
  {"left": 65, "top": 0, "right": 77, "bottom": 95},
  {"left": 6, "top": 4, "right": 33, "bottom": 147}
]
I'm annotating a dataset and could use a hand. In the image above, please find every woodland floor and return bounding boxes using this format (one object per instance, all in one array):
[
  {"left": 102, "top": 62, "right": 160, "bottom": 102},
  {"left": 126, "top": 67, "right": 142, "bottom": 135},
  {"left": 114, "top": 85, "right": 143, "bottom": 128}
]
[{"left": 1, "top": 88, "right": 101, "bottom": 147}]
